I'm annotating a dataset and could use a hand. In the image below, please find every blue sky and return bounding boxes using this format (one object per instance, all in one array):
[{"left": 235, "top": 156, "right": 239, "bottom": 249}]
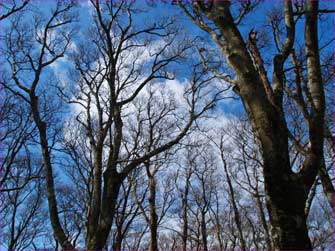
[
  {"left": 9, "top": 0, "right": 331, "bottom": 119},
  {"left": 1, "top": 1, "right": 334, "bottom": 249}
]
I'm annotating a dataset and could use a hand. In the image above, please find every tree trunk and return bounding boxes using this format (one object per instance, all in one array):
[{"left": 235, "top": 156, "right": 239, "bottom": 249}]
[
  {"left": 305, "top": 177, "right": 318, "bottom": 216},
  {"left": 181, "top": 192, "right": 188, "bottom": 251},
  {"left": 185, "top": 1, "right": 323, "bottom": 249},
  {"left": 254, "top": 193, "right": 272, "bottom": 250},
  {"left": 112, "top": 231, "right": 122, "bottom": 251},
  {"left": 87, "top": 151, "right": 103, "bottom": 248},
  {"left": 86, "top": 171, "right": 122, "bottom": 250},
  {"left": 148, "top": 175, "right": 158, "bottom": 251},
  {"left": 221, "top": 156, "right": 246, "bottom": 250},
  {"left": 200, "top": 212, "right": 208, "bottom": 251},
  {"left": 264, "top": 164, "right": 312, "bottom": 250},
  {"left": 318, "top": 158, "right": 334, "bottom": 210},
  {"left": 31, "top": 95, "right": 75, "bottom": 250}
]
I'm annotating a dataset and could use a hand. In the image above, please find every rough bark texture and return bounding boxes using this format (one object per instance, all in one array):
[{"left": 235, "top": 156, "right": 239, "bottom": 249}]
[
  {"left": 86, "top": 171, "right": 122, "bottom": 250},
  {"left": 179, "top": 1, "right": 326, "bottom": 249},
  {"left": 207, "top": 3, "right": 305, "bottom": 249}
]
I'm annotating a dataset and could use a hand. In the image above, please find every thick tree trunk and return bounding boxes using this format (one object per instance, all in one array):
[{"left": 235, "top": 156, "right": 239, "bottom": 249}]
[
  {"left": 87, "top": 151, "right": 103, "bottom": 248},
  {"left": 264, "top": 162, "right": 312, "bottom": 250},
  {"left": 182, "top": 1, "right": 314, "bottom": 249},
  {"left": 86, "top": 171, "right": 122, "bottom": 250},
  {"left": 185, "top": 1, "right": 323, "bottom": 249}
]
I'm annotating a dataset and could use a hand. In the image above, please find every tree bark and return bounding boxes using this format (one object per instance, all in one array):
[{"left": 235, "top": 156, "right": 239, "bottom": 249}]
[
  {"left": 181, "top": 180, "right": 189, "bottom": 251},
  {"left": 180, "top": 1, "right": 325, "bottom": 249},
  {"left": 318, "top": 160, "right": 334, "bottom": 209},
  {"left": 255, "top": 193, "right": 272, "bottom": 250},
  {"left": 30, "top": 95, "right": 75, "bottom": 251},
  {"left": 148, "top": 175, "right": 158, "bottom": 251},
  {"left": 200, "top": 212, "right": 208, "bottom": 251},
  {"left": 87, "top": 151, "right": 103, "bottom": 248},
  {"left": 86, "top": 170, "right": 122, "bottom": 250},
  {"left": 112, "top": 231, "right": 122, "bottom": 251},
  {"left": 265, "top": 169, "right": 312, "bottom": 250},
  {"left": 319, "top": 128, "right": 335, "bottom": 209}
]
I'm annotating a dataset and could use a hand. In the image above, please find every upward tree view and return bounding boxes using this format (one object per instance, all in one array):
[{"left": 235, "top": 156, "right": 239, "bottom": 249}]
[{"left": 0, "top": 0, "right": 333, "bottom": 250}]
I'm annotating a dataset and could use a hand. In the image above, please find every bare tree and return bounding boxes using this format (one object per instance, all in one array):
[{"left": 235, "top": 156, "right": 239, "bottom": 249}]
[
  {"left": 1, "top": 58, "right": 49, "bottom": 251},
  {"left": 178, "top": 1, "right": 333, "bottom": 248},
  {"left": 216, "top": 139, "right": 246, "bottom": 251},
  {"left": 133, "top": 158, "right": 175, "bottom": 251},
  {"left": 123, "top": 85, "right": 183, "bottom": 251},
  {"left": 1, "top": 156, "right": 46, "bottom": 250},
  {"left": 225, "top": 119, "right": 272, "bottom": 250},
  {"left": 175, "top": 145, "right": 195, "bottom": 251},
  {"left": 111, "top": 172, "right": 142, "bottom": 251},
  {"left": 2, "top": 2, "right": 78, "bottom": 249},
  {"left": 2, "top": 2, "right": 333, "bottom": 250},
  {"left": 0, "top": 91, "right": 39, "bottom": 192},
  {"left": 186, "top": 146, "right": 218, "bottom": 251},
  {"left": 58, "top": 2, "right": 222, "bottom": 249},
  {"left": 0, "top": 0, "right": 29, "bottom": 21}
]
